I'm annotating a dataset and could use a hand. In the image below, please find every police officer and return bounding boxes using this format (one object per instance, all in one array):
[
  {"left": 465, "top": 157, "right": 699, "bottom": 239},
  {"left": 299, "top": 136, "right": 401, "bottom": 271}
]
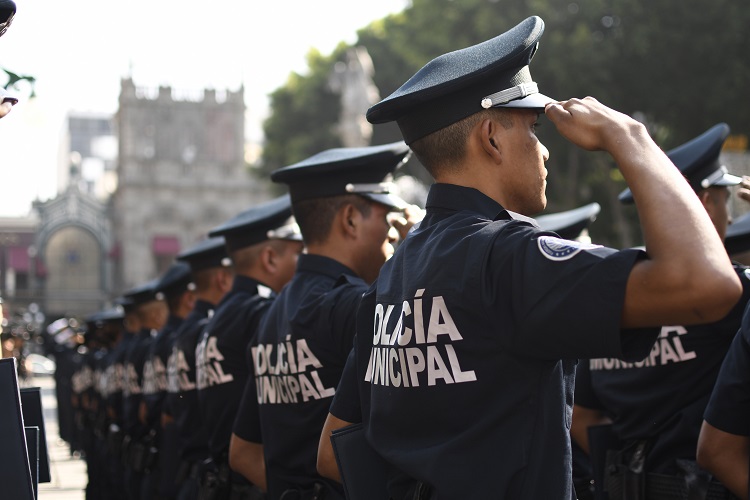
[
  {"left": 697, "top": 301, "right": 750, "bottom": 498},
  {"left": 319, "top": 16, "right": 741, "bottom": 499},
  {"left": 92, "top": 303, "right": 131, "bottom": 500},
  {"left": 141, "top": 261, "right": 196, "bottom": 499},
  {"left": 122, "top": 279, "right": 168, "bottom": 500},
  {"left": 106, "top": 297, "right": 140, "bottom": 497},
  {"left": 166, "top": 237, "right": 234, "bottom": 500},
  {"left": 195, "top": 195, "right": 303, "bottom": 500},
  {"left": 50, "top": 318, "right": 84, "bottom": 455},
  {"left": 89, "top": 307, "right": 126, "bottom": 500},
  {"left": 72, "top": 319, "right": 100, "bottom": 499},
  {"left": 229, "top": 143, "right": 415, "bottom": 500},
  {"left": 572, "top": 124, "right": 750, "bottom": 499},
  {"left": 536, "top": 202, "right": 601, "bottom": 500}
]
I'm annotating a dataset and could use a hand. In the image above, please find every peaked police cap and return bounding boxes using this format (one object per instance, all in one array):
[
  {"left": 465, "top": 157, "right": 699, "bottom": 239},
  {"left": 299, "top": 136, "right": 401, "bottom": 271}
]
[
  {"left": 177, "top": 236, "right": 231, "bottom": 272},
  {"left": 85, "top": 307, "right": 125, "bottom": 326},
  {"left": 271, "top": 141, "right": 411, "bottom": 210},
  {"left": 123, "top": 278, "right": 161, "bottom": 306},
  {"left": 725, "top": 211, "right": 750, "bottom": 256},
  {"left": 208, "top": 195, "right": 302, "bottom": 253},
  {"left": 619, "top": 123, "right": 741, "bottom": 203},
  {"left": 155, "top": 261, "right": 193, "bottom": 299},
  {"left": 366, "top": 16, "right": 554, "bottom": 144}
]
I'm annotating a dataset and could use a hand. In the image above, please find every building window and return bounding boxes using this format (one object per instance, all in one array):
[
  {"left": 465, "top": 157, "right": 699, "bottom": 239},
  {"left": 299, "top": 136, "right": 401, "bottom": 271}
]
[{"left": 152, "top": 236, "right": 180, "bottom": 275}]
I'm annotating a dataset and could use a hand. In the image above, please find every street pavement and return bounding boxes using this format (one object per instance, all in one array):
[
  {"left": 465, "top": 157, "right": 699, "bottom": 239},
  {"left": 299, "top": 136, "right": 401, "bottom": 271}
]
[{"left": 25, "top": 373, "right": 87, "bottom": 500}]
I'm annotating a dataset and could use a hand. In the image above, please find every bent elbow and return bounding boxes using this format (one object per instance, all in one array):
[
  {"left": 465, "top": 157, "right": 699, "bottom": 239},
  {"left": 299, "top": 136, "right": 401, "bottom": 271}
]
[
  {"left": 228, "top": 448, "right": 239, "bottom": 472},
  {"left": 694, "top": 272, "right": 743, "bottom": 323},
  {"left": 317, "top": 451, "right": 340, "bottom": 483},
  {"left": 696, "top": 441, "right": 717, "bottom": 474}
]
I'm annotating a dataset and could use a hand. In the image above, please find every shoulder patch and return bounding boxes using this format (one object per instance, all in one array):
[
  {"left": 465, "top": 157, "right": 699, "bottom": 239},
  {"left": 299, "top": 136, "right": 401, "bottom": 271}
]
[{"left": 537, "top": 236, "right": 600, "bottom": 261}]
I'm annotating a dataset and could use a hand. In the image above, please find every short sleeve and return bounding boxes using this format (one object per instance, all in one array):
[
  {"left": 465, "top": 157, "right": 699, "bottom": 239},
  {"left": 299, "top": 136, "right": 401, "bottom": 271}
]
[
  {"left": 329, "top": 278, "right": 367, "bottom": 359},
  {"left": 329, "top": 346, "right": 362, "bottom": 424},
  {"left": 573, "top": 360, "right": 604, "bottom": 411},
  {"left": 489, "top": 224, "right": 657, "bottom": 361},
  {"left": 232, "top": 343, "right": 262, "bottom": 443}
]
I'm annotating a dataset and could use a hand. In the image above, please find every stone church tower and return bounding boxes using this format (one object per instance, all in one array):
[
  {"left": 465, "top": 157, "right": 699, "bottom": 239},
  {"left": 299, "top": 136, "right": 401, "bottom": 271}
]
[{"left": 113, "top": 78, "right": 268, "bottom": 291}]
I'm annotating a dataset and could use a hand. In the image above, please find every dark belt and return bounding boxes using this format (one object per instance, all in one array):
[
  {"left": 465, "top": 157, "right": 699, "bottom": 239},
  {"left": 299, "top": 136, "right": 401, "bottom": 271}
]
[
  {"left": 646, "top": 474, "right": 737, "bottom": 500},
  {"left": 607, "top": 472, "right": 737, "bottom": 500},
  {"left": 279, "top": 483, "right": 325, "bottom": 500},
  {"left": 230, "top": 483, "right": 265, "bottom": 500}
]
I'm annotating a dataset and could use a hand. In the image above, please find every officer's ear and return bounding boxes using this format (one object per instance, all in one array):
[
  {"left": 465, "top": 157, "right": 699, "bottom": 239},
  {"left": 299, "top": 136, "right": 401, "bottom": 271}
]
[
  {"left": 479, "top": 118, "right": 503, "bottom": 164},
  {"left": 258, "top": 244, "right": 277, "bottom": 274},
  {"left": 217, "top": 268, "right": 233, "bottom": 292},
  {"left": 339, "top": 203, "right": 360, "bottom": 238}
]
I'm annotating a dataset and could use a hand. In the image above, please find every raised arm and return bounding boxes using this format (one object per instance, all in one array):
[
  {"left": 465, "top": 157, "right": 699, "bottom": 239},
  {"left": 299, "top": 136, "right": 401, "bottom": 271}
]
[{"left": 546, "top": 98, "right": 741, "bottom": 329}]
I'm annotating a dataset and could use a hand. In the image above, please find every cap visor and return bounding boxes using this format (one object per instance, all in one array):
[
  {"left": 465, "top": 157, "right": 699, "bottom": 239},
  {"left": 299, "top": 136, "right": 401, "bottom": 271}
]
[
  {"left": 363, "top": 192, "right": 410, "bottom": 211},
  {"left": 497, "top": 92, "right": 556, "bottom": 111},
  {"left": 713, "top": 172, "right": 743, "bottom": 187}
]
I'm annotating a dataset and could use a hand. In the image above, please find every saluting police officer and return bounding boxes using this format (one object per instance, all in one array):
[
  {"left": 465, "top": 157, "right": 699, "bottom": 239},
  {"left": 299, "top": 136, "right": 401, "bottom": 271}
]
[
  {"left": 572, "top": 124, "right": 750, "bottom": 499},
  {"left": 229, "top": 143, "right": 416, "bottom": 500},
  {"left": 318, "top": 15, "right": 741, "bottom": 499},
  {"left": 141, "top": 261, "right": 196, "bottom": 500},
  {"left": 195, "top": 195, "right": 303, "bottom": 500},
  {"left": 122, "top": 279, "right": 168, "bottom": 500},
  {"left": 166, "top": 237, "right": 234, "bottom": 500},
  {"left": 697, "top": 282, "right": 750, "bottom": 498}
]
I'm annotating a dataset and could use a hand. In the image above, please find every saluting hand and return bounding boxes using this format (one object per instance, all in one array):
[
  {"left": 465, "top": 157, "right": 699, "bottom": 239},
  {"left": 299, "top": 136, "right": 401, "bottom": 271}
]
[
  {"left": 390, "top": 204, "right": 425, "bottom": 241},
  {"left": 737, "top": 176, "right": 750, "bottom": 204},
  {"left": 544, "top": 97, "right": 645, "bottom": 154},
  {"left": 0, "top": 101, "right": 11, "bottom": 118}
]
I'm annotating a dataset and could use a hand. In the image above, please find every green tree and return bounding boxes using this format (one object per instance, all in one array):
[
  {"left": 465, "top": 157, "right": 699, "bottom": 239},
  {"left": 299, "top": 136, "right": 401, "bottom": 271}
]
[
  {"left": 258, "top": 47, "right": 346, "bottom": 188},
  {"left": 260, "top": 0, "right": 750, "bottom": 247}
]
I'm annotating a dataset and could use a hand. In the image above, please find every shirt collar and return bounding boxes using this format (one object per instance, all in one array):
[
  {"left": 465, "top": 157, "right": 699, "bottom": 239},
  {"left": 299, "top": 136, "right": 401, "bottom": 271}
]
[
  {"left": 193, "top": 299, "right": 214, "bottom": 315},
  {"left": 297, "top": 253, "right": 358, "bottom": 280},
  {"left": 425, "top": 183, "right": 507, "bottom": 219},
  {"left": 425, "top": 183, "right": 538, "bottom": 225},
  {"left": 232, "top": 274, "right": 270, "bottom": 295}
]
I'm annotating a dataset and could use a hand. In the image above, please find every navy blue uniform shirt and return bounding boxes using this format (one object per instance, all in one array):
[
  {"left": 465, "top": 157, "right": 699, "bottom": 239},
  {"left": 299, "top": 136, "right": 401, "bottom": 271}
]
[
  {"left": 142, "top": 314, "right": 183, "bottom": 431},
  {"left": 705, "top": 300, "right": 750, "bottom": 436},
  {"left": 105, "top": 332, "right": 134, "bottom": 426},
  {"left": 334, "top": 184, "right": 657, "bottom": 499},
  {"left": 195, "top": 275, "right": 274, "bottom": 472},
  {"left": 234, "top": 254, "right": 364, "bottom": 499},
  {"left": 166, "top": 299, "right": 213, "bottom": 463},
  {"left": 576, "top": 265, "right": 750, "bottom": 473},
  {"left": 122, "top": 329, "right": 155, "bottom": 438}
]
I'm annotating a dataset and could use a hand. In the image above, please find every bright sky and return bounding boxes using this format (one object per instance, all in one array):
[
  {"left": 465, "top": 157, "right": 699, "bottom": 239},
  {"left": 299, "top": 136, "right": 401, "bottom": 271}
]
[{"left": 0, "top": 0, "right": 409, "bottom": 216}]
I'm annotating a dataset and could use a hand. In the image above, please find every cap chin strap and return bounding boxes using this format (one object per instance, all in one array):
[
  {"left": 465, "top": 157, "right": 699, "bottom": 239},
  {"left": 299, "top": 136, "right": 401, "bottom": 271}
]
[
  {"left": 345, "top": 181, "right": 395, "bottom": 195},
  {"left": 701, "top": 165, "right": 729, "bottom": 189},
  {"left": 266, "top": 221, "right": 302, "bottom": 241},
  {"left": 481, "top": 82, "right": 539, "bottom": 108}
]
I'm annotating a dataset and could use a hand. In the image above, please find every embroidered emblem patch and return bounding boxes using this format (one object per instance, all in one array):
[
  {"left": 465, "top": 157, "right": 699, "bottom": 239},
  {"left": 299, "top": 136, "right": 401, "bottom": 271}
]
[{"left": 537, "top": 236, "right": 599, "bottom": 261}]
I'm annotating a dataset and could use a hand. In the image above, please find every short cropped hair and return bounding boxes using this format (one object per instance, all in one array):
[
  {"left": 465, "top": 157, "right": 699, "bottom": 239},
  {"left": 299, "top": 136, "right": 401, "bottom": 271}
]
[
  {"left": 410, "top": 108, "right": 514, "bottom": 178},
  {"left": 230, "top": 238, "right": 302, "bottom": 274},
  {"left": 292, "top": 195, "right": 373, "bottom": 245}
]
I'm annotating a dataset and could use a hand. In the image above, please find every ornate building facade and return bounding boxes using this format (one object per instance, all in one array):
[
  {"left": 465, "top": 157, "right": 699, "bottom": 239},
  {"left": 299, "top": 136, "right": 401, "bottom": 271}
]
[{"left": 112, "top": 78, "right": 269, "bottom": 291}]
